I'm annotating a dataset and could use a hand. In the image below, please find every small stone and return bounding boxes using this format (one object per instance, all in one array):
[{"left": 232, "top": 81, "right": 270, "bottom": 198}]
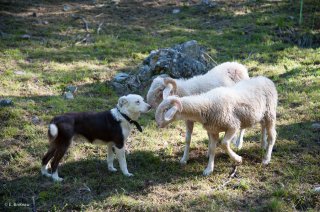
[
  {"left": 43, "top": 21, "right": 49, "bottom": 25},
  {"left": 66, "top": 85, "right": 78, "bottom": 94},
  {"left": 20, "top": 34, "right": 31, "bottom": 39},
  {"left": 311, "top": 123, "right": 320, "bottom": 132},
  {"left": 63, "top": 5, "right": 71, "bottom": 11},
  {"left": 64, "top": 91, "right": 74, "bottom": 100},
  {"left": 14, "top": 70, "right": 26, "bottom": 75},
  {"left": 172, "top": 9, "right": 180, "bottom": 14},
  {"left": 0, "top": 99, "right": 13, "bottom": 107},
  {"left": 113, "top": 73, "right": 130, "bottom": 83},
  {"left": 314, "top": 187, "right": 320, "bottom": 193},
  {"left": 31, "top": 116, "right": 41, "bottom": 125}
]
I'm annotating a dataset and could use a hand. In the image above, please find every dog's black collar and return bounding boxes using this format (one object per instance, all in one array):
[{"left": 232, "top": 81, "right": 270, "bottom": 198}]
[{"left": 116, "top": 107, "right": 143, "bottom": 132}]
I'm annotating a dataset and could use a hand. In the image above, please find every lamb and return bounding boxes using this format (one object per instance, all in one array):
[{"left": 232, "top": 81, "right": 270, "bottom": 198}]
[
  {"left": 147, "top": 62, "right": 250, "bottom": 164},
  {"left": 155, "top": 76, "right": 278, "bottom": 176}
]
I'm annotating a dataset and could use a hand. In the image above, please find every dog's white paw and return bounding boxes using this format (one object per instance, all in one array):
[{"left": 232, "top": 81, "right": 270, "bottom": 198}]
[
  {"left": 41, "top": 168, "right": 52, "bottom": 177},
  {"left": 52, "top": 176, "right": 63, "bottom": 182},
  {"left": 108, "top": 167, "right": 117, "bottom": 172},
  {"left": 203, "top": 167, "right": 213, "bottom": 176},
  {"left": 124, "top": 172, "right": 134, "bottom": 177}
]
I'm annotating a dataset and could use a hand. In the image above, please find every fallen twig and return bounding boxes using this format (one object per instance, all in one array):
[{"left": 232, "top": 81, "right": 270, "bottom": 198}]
[
  {"left": 97, "top": 22, "right": 104, "bottom": 35},
  {"left": 72, "top": 15, "right": 89, "bottom": 32},
  {"left": 201, "top": 50, "right": 218, "bottom": 66},
  {"left": 95, "top": 13, "right": 104, "bottom": 18},
  {"left": 75, "top": 34, "right": 90, "bottom": 45},
  {"left": 212, "top": 166, "right": 238, "bottom": 191}
]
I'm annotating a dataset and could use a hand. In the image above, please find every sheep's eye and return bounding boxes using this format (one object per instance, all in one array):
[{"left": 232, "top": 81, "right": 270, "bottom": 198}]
[{"left": 136, "top": 101, "right": 140, "bottom": 105}]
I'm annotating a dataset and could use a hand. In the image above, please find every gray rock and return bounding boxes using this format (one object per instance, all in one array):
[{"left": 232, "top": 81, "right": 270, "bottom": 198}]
[
  {"left": 172, "top": 9, "right": 181, "bottom": 14},
  {"left": 63, "top": 5, "right": 72, "bottom": 11},
  {"left": 64, "top": 91, "right": 74, "bottom": 99},
  {"left": 311, "top": 123, "right": 320, "bottom": 131},
  {"left": 110, "top": 40, "right": 214, "bottom": 95},
  {"left": 66, "top": 85, "right": 78, "bottom": 94},
  {"left": 113, "top": 73, "right": 130, "bottom": 83},
  {"left": 0, "top": 99, "right": 13, "bottom": 107},
  {"left": 14, "top": 70, "right": 26, "bottom": 75},
  {"left": 20, "top": 34, "right": 31, "bottom": 39},
  {"left": 314, "top": 187, "right": 320, "bottom": 193},
  {"left": 31, "top": 116, "right": 41, "bottom": 125}
]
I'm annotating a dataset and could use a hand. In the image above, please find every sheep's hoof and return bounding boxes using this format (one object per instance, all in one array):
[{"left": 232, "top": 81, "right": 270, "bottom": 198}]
[
  {"left": 262, "top": 159, "right": 270, "bottom": 165},
  {"left": 203, "top": 168, "right": 213, "bottom": 176},
  {"left": 124, "top": 172, "right": 134, "bottom": 177},
  {"left": 180, "top": 158, "right": 188, "bottom": 165},
  {"left": 235, "top": 156, "right": 243, "bottom": 164},
  {"left": 108, "top": 167, "right": 117, "bottom": 172}
]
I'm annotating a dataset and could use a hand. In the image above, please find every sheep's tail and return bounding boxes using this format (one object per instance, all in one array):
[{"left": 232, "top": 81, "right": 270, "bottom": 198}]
[{"left": 48, "top": 123, "right": 58, "bottom": 141}]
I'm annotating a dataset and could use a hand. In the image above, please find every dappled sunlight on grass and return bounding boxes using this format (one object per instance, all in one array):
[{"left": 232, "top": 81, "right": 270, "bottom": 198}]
[{"left": 0, "top": 0, "right": 319, "bottom": 211}]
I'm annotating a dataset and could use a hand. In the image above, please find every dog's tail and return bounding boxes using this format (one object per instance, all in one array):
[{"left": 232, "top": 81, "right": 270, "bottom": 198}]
[{"left": 48, "top": 123, "right": 58, "bottom": 141}]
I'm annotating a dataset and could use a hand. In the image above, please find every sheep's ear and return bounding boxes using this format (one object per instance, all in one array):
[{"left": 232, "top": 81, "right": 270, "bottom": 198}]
[
  {"left": 118, "top": 96, "right": 128, "bottom": 108},
  {"left": 164, "top": 106, "right": 178, "bottom": 121},
  {"left": 163, "top": 84, "right": 173, "bottom": 99},
  {"left": 172, "top": 98, "right": 183, "bottom": 112},
  {"left": 164, "top": 77, "right": 177, "bottom": 94}
]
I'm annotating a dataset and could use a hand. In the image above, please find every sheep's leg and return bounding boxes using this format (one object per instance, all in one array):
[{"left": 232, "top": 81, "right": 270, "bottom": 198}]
[
  {"left": 180, "top": 120, "right": 194, "bottom": 165},
  {"left": 235, "top": 129, "right": 245, "bottom": 150},
  {"left": 262, "top": 121, "right": 276, "bottom": 165},
  {"left": 261, "top": 124, "right": 268, "bottom": 150},
  {"left": 221, "top": 129, "right": 242, "bottom": 164},
  {"left": 203, "top": 133, "right": 219, "bottom": 176}
]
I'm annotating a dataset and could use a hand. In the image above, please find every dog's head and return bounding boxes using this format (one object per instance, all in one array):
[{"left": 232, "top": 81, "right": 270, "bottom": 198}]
[{"left": 117, "top": 94, "right": 151, "bottom": 120}]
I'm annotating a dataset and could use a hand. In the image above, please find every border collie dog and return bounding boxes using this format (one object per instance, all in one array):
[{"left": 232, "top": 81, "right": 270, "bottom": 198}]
[{"left": 41, "top": 94, "right": 151, "bottom": 181}]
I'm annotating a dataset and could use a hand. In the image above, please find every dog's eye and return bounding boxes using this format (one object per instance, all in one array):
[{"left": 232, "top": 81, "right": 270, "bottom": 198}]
[{"left": 136, "top": 101, "right": 140, "bottom": 105}]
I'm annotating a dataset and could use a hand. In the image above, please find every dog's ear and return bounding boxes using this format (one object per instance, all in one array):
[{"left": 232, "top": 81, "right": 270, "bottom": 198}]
[
  {"left": 164, "top": 98, "right": 182, "bottom": 121},
  {"left": 118, "top": 96, "right": 128, "bottom": 108},
  {"left": 163, "top": 77, "right": 177, "bottom": 99}
]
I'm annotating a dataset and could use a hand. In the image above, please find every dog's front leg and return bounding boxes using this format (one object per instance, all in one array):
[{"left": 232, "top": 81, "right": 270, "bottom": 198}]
[
  {"left": 107, "top": 143, "right": 117, "bottom": 172},
  {"left": 115, "top": 147, "right": 133, "bottom": 177}
]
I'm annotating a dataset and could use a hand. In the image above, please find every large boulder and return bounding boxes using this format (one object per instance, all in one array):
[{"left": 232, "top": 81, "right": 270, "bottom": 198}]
[{"left": 111, "top": 40, "right": 214, "bottom": 95}]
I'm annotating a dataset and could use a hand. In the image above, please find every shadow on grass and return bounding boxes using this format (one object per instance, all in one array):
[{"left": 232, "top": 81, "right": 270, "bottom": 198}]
[{"left": 0, "top": 149, "right": 207, "bottom": 211}]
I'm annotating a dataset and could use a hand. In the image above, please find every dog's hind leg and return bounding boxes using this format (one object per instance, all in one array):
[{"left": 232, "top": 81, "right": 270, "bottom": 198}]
[
  {"left": 50, "top": 137, "right": 72, "bottom": 182},
  {"left": 41, "top": 146, "right": 56, "bottom": 177},
  {"left": 107, "top": 143, "right": 117, "bottom": 172},
  {"left": 115, "top": 146, "right": 133, "bottom": 177}
]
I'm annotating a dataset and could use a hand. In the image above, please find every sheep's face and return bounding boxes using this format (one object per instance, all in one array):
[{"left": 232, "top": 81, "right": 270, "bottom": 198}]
[
  {"left": 146, "top": 77, "right": 165, "bottom": 109},
  {"left": 155, "top": 97, "right": 182, "bottom": 128}
]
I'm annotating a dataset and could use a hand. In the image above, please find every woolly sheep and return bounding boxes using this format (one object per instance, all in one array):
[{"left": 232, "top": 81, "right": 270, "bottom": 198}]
[
  {"left": 147, "top": 62, "right": 250, "bottom": 164},
  {"left": 155, "top": 76, "right": 278, "bottom": 176}
]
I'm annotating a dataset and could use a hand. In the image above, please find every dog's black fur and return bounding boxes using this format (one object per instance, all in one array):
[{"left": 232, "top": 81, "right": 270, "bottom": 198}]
[{"left": 42, "top": 110, "right": 124, "bottom": 174}]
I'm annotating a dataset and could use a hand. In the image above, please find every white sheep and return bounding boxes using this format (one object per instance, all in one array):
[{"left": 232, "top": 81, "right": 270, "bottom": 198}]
[
  {"left": 147, "top": 62, "right": 250, "bottom": 164},
  {"left": 155, "top": 76, "right": 278, "bottom": 176}
]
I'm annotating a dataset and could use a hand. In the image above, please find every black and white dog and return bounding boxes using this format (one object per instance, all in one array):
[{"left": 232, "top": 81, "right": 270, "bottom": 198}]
[{"left": 41, "top": 94, "right": 151, "bottom": 181}]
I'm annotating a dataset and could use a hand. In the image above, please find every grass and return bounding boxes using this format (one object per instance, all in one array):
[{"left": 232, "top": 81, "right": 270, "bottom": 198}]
[{"left": 0, "top": 0, "right": 319, "bottom": 211}]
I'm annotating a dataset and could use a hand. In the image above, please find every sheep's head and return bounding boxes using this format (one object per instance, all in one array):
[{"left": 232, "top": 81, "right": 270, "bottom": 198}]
[
  {"left": 155, "top": 96, "right": 182, "bottom": 128},
  {"left": 146, "top": 77, "right": 177, "bottom": 109}
]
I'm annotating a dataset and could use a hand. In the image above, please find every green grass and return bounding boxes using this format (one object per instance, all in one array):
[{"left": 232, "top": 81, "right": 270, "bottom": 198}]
[{"left": 0, "top": 0, "right": 319, "bottom": 211}]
